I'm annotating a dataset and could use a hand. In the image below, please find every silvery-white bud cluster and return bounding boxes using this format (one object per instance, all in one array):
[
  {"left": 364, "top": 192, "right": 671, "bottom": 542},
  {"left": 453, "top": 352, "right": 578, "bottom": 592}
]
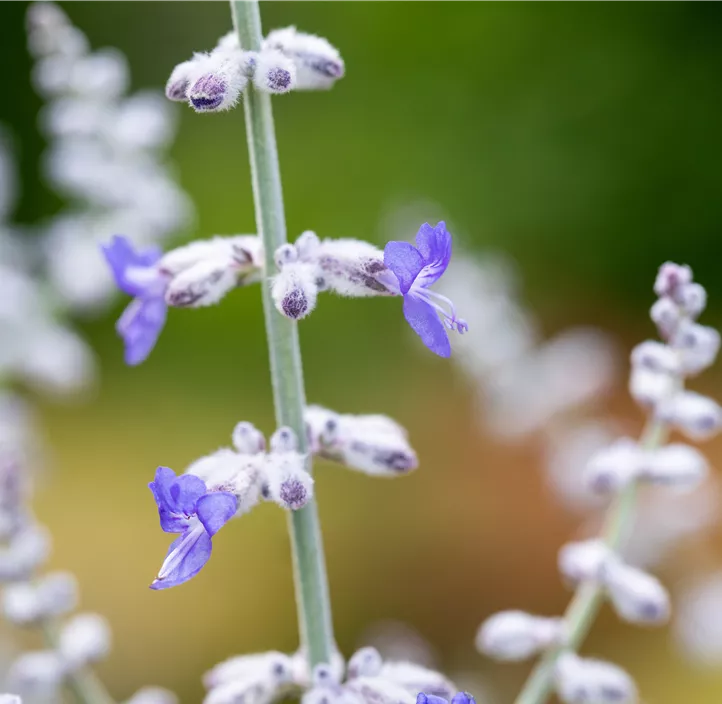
[
  {"left": 204, "top": 645, "right": 453, "bottom": 704},
  {"left": 305, "top": 406, "right": 418, "bottom": 477},
  {"left": 165, "top": 25, "right": 344, "bottom": 114},
  {"left": 558, "top": 540, "right": 670, "bottom": 626},
  {"left": 159, "top": 235, "right": 264, "bottom": 309},
  {"left": 475, "top": 611, "right": 565, "bottom": 661},
  {"left": 25, "top": 2, "right": 193, "bottom": 313},
  {"left": 585, "top": 437, "right": 708, "bottom": 494},
  {"left": 554, "top": 653, "right": 637, "bottom": 704}
]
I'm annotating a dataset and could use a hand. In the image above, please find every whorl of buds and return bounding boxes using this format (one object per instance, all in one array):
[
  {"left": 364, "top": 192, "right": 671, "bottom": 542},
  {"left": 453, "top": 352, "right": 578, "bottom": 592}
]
[
  {"left": 476, "top": 611, "right": 565, "bottom": 661},
  {"left": 264, "top": 428, "right": 313, "bottom": 510},
  {"left": 554, "top": 653, "right": 637, "bottom": 704}
]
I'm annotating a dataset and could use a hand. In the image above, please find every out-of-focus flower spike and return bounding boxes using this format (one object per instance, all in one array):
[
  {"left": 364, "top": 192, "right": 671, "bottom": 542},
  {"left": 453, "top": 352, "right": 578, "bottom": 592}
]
[
  {"left": 656, "top": 391, "right": 722, "bottom": 440},
  {"left": 557, "top": 539, "right": 613, "bottom": 584},
  {"left": 252, "top": 50, "right": 297, "bottom": 94},
  {"left": 475, "top": 611, "right": 565, "bottom": 662},
  {"left": 58, "top": 613, "right": 112, "bottom": 669},
  {"left": 379, "top": 662, "right": 456, "bottom": 700},
  {"left": 600, "top": 558, "right": 671, "bottom": 626},
  {"left": 71, "top": 48, "right": 130, "bottom": 100},
  {"left": 0, "top": 695, "right": 21, "bottom": 704},
  {"left": 584, "top": 438, "right": 644, "bottom": 494},
  {"left": 639, "top": 443, "right": 708, "bottom": 489},
  {"left": 125, "top": 687, "right": 179, "bottom": 704},
  {"left": 3, "top": 571, "right": 77, "bottom": 625},
  {"left": 263, "top": 27, "right": 345, "bottom": 91},
  {"left": 8, "top": 651, "right": 66, "bottom": 696},
  {"left": 650, "top": 297, "right": 681, "bottom": 341},
  {"left": 26, "top": 2, "right": 88, "bottom": 59},
  {"left": 554, "top": 653, "right": 637, "bottom": 704},
  {"left": 654, "top": 262, "right": 693, "bottom": 300},
  {"left": 264, "top": 428, "right": 313, "bottom": 510},
  {"left": 0, "top": 525, "right": 52, "bottom": 582},
  {"left": 347, "top": 648, "right": 382, "bottom": 680},
  {"left": 628, "top": 367, "right": 676, "bottom": 409},
  {"left": 630, "top": 341, "right": 680, "bottom": 375},
  {"left": 671, "top": 320, "right": 720, "bottom": 376},
  {"left": 678, "top": 282, "right": 707, "bottom": 318}
]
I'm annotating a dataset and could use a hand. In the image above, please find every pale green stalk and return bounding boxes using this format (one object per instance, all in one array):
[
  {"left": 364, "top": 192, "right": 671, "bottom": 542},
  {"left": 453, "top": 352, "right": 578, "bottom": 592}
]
[
  {"left": 230, "top": 0, "right": 334, "bottom": 668},
  {"left": 514, "top": 418, "right": 668, "bottom": 704}
]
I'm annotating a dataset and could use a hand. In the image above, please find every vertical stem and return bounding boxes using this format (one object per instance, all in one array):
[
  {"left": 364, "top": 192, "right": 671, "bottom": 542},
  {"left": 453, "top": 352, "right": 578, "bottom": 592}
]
[
  {"left": 513, "top": 418, "right": 668, "bottom": 704},
  {"left": 230, "top": 0, "right": 334, "bottom": 668}
]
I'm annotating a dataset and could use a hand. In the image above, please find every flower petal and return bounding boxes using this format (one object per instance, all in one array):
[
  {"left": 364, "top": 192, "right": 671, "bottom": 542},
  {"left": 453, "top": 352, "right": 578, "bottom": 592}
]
[
  {"left": 383, "top": 241, "right": 425, "bottom": 294},
  {"left": 414, "top": 222, "right": 452, "bottom": 288},
  {"left": 169, "top": 474, "right": 207, "bottom": 515},
  {"left": 196, "top": 492, "right": 237, "bottom": 537},
  {"left": 149, "top": 467, "right": 189, "bottom": 533},
  {"left": 150, "top": 523, "right": 212, "bottom": 590},
  {"left": 403, "top": 295, "right": 451, "bottom": 358},
  {"left": 101, "top": 236, "right": 162, "bottom": 297},
  {"left": 116, "top": 297, "right": 168, "bottom": 366}
]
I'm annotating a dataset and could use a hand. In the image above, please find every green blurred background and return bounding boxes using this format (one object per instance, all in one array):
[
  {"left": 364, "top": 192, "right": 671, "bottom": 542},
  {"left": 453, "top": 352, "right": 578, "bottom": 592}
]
[{"left": 3, "top": 2, "right": 722, "bottom": 702}]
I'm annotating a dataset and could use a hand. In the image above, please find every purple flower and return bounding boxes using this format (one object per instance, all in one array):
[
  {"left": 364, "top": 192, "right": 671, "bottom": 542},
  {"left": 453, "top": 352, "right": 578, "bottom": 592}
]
[
  {"left": 383, "top": 222, "right": 467, "bottom": 358},
  {"left": 101, "top": 235, "right": 169, "bottom": 366},
  {"left": 417, "top": 694, "right": 475, "bottom": 704},
  {"left": 148, "top": 466, "right": 237, "bottom": 590}
]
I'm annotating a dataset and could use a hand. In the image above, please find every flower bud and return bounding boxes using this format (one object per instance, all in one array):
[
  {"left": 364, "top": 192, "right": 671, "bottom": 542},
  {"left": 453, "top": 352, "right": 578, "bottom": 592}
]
[
  {"left": 188, "top": 54, "right": 247, "bottom": 112},
  {"left": 345, "top": 677, "right": 416, "bottom": 704},
  {"left": 601, "top": 559, "right": 671, "bottom": 625},
  {"left": 159, "top": 236, "right": 262, "bottom": 278},
  {"left": 558, "top": 539, "right": 612, "bottom": 584},
  {"left": 275, "top": 244, "right": 299, "bottom": 269},
  {"left": 165, "top": 59, "right": 196, "bottom": 102},
  {"left": 379, "top": 662, "right": 456, "bottom": 700},
  {"left": 654, "top": 262, "right": 693, "bottom": 300},
  {"left": 628, "top": 367, "right": 676, "bottom": 408},
  {"left": 630, "top": 341, "right": 680, "bottom": 375},
  {"left": 59, "top": 613, "right": 111, "bottom": 668},
  {"left": 125, "top": 688, "right": 179, "bottom": 704},
  {"left": 8, "top": 651, "right": 65, "bottom": 695},
  {"left": 165, "top": 258, "right": 238, "bottom": 308},
  {"left": 231, "top": 422, "right": 266, "bottom": 455},
  {"left": 671, "top": 320, "right": 720, "bottom": 375},
  {"left": 204, "top": 651, "right": 294, "bottom": 690},
  {"left": 271, "top": 262, "right": 319, "bottom": 320},
  {"left": 656, "top": 391, "right": 722, "bottom": 440},
  {"left": 347, "top": 648, "right": 382, "bottom": 680},
  {"left": 678, "top": 282, "right": 707, "bottom": 318},
  {"left": 585, "top": 439, "right": 644, "bottom": 494},
  {"left": 263, "top": 441, "right": 313, "bottom": 511},
  {"left": 270, "top": 427, "right": 298, "bottom": 453},
  {"left": 650, "top": 297, "right": 681, "bottom": 340},
  {"left": 3, "top": 583, "right": 42, "bottom": 625},
  {"left": 475, "top": 611, "right": 564, "bottom": 661},
  {"left": 252, "top": 50, "right": 297, "bottom": 94},
  {"left": 0, "top": 525, "right": 51, "bottom": 581},
  {"left": 639, "top": 443, "right": 708, "bottom": 489},
  {"left": 295, "top": 231, "right": 321, "bottom": 260},
  {"left": 314, "top": 239, "right": 394, "bottom": 297},
  {"left": 263, "top": 27, "right": 345, "bottom": 91},
  {"left": 554, "top": 653, "right": 637, "bottom": 704}
]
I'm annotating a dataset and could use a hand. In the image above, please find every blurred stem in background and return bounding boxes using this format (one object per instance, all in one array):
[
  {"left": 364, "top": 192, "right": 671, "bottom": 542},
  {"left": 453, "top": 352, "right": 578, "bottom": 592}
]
[
  {"left": 230, "top": 0, "right": 335, "bottom": 668},
  {"left": 514, "top": 418, "right": 668, "bottom": 704}
]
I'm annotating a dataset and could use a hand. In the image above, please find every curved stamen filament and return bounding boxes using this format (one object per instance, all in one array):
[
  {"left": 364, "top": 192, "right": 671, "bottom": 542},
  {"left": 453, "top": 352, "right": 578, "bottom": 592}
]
[{"left": 414, "top": 287, "right": 468, "bottom": 333}]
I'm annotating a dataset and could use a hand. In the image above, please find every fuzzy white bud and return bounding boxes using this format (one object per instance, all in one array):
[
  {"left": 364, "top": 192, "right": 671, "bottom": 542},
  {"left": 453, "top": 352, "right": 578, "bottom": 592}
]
[
  {"left": 165, "top": 258, "right": 239, "bottom": 308},
  {"left": 347, "top": 648, "right": 382, "bottom": 680},
  {"left": 263, "top": 436, "right": 313, "bottom": 511},
  {"left": 263, "top": 27, "right": 345, "bottom": 91},
  {"left": 639, "top": 443, "right": 708, "bottom": 489},
  {"left": 677, "top": 282, "right": 707, "bottom": 318},
  {"left": 628, "top": 367, "right": 676, "bottom": 408},
  {"left": 165, "top": 59, "right": 196, "bottom": 102},
  {"left": 601, "top": 558, "right": 671, "bottom": 626},
  {"left": 3, "top": 583, "right": 42, "bottom": 625},
  {"left": 204, "top": 651, "right": 294, "bottom": 690},
  {"left": 656, "top": 391, "right": 722, "bottom": 440},
  {"left": 125, "top": 688, "right": 179, "bottom": 704},
  {"left": 251, "top": 50, "right": 297, "bottom": 94},
  {"left": 630, "top": 341, "right": 680, "bottom": 375},
  {"left": 671, "top": 320, "right": 720, "bottom": 376},
  {"left": 558, "top": 539, "right": 613, "bottom": 584},
  {"left": 8, "top": 651, "right": 65, "bottom": 694},
  {"left": 0, "top": 526, "right": 51, "bottom": 581},
  {"left": 344, "top": 677, "right": 415, "bottom": 704},
  {"left": 59, "top": 613, "right": 111, "bottom": 669},
  {"left": 231, "top": 422, "right": 266, "bottom": 455},
  {"left": 555, "top": 653, "right": 637, "bottom": 704},
  {"left": 650, "top": 297, "right": 681, "bottom": 340},
  {"left": 187, "top": 53, "right": 247, "bottom": 112},
  {"left": 476, "top": 611, "right": 565, "bottom": 661},
  {"left": 654, "top": 262, "right": 693, "bottom": 300},
  {"left": 272, "top": 262, "right": 319, "bottom": 320},
  {"left": 274, "top": 244, "right": 299, "bottom": 270},
  {"left": 585, "top": 439, "right": 644, "bottom": 494},
  {"left": 295, "top": 231, "right": 321, "bottom": 261},
  {"left": 311, "top": 239, "right": 393, "bottom": 297},
  {"left": 159, "top": 236, "right": 262, "bottom": 278},
  {"left": 378, "top": 662, "right": 456, "bottom": 700}
]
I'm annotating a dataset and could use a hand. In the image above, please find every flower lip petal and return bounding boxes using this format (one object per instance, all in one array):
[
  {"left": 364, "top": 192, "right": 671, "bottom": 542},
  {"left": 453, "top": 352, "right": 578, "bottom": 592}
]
[
  {"left": 150, "top": 524, "right": 212, "bottom": 590},
  {"left": 168, "top": 474, "right": 207, "bottom": 515},
  {"left": 383, "top": 241, "right": 425, "bottom": 294},
  {"left": 403, "top": 295, "right": 451, "bottom": 358},
  {"left": 116, "top": 297, "right": 168, "bottom": 366},
  {"left": 101, "top": 235, "right": 162, "bottom": 297},
  {"left": 196, "top": 492, "right": 238, "bottom": 537},
  {"left": 413, "top": 222, "right": 451, "bottom": 288}
]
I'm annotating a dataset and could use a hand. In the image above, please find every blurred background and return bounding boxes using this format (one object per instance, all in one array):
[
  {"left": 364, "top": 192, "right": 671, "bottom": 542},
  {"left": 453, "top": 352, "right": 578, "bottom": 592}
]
[{"left": 2, "top": 2, "right": 722, "bottom": 702}]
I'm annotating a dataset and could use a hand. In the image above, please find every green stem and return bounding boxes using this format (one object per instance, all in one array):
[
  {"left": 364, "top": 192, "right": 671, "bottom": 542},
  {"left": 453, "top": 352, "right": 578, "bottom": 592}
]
[
  {"left": 513, "top": 418, "right": 668, "bottom": 704},
  {"left": 230, "top": 0, "right": 334, "bottom": 668},
  {"left": 41, "top": 620, "right": 115, "bottom": 704}
]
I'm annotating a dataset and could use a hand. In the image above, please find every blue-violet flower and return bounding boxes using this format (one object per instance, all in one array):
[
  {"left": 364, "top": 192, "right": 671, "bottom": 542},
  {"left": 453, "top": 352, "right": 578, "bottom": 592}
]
[
  {"left": 101, "top": 235, "right": 169, "bottom": 366},
  {"left": 148, "top": 466, "right": 237, "bottom": 590},
  {"left": 417, "top": 694, "right": 475, "bottom": 704},
  {"left": 384, "top": 222, "right": 467, "bottom": 358}
]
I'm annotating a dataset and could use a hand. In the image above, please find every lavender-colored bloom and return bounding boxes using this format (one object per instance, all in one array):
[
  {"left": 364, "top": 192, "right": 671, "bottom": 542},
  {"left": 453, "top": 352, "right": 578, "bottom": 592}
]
[
  {"left": 101, "top": 235, "right": 168, "bottom": 366},
  {"left": 148, "top": 466, "right": 237, "bottom": 590},
  {"left": 417, "top": 693, "right": 475, "bottom": 704},
  {"left": 384, "top": 222, "right": 467, "bottom": 358}
]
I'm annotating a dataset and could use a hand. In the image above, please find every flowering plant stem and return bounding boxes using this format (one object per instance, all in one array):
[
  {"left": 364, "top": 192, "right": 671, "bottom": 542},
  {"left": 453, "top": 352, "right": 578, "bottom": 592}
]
[
  {"left": 514, "top": 418, "right": 668, "bottom": 704},
  {"left": 42, "top": 621, "right": 115, "bottom": 704},
  {"left": 230, "top": 0, "right": 335, "bottom": 668}
]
